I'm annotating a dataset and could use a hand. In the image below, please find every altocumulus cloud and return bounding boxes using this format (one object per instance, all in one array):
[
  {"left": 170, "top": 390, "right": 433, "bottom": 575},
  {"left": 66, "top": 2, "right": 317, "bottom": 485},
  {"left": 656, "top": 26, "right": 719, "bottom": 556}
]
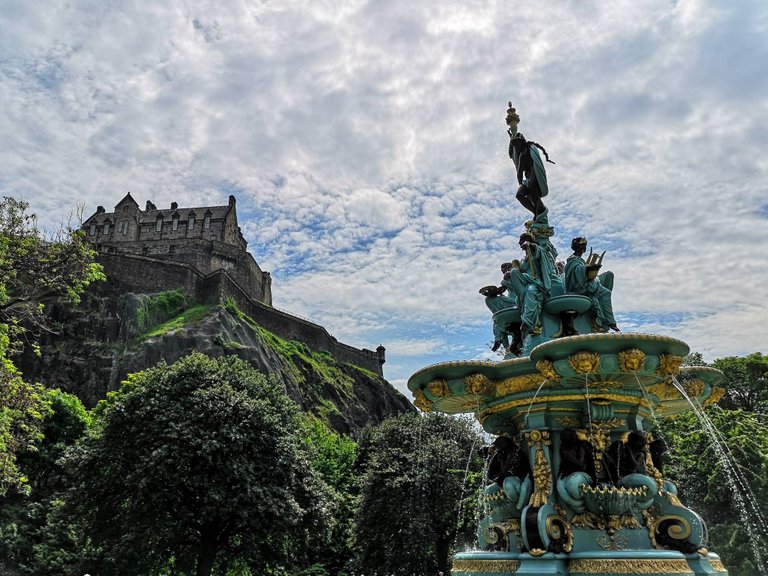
[{"left": 1, "top": 0, "right": 767, "bottom": 398}]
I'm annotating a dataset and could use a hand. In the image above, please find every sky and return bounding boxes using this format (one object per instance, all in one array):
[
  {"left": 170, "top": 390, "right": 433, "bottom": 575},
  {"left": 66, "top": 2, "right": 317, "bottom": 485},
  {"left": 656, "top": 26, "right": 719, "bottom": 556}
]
[{"left": 2, "top": 0, "right": 767, "bottom": 401}]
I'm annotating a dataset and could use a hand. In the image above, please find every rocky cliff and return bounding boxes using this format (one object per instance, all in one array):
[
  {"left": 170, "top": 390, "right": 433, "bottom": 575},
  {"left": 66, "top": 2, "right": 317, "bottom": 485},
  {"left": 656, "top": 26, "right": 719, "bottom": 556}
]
[{"left": 20, "top": 286, "right": 415, "bottom": 434}]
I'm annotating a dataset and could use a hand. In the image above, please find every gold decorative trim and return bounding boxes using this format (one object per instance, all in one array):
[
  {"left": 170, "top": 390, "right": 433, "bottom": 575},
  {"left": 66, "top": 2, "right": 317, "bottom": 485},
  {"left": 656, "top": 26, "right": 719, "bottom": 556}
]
[
  {"left": 618, "top": 348, "right": 646, "bottom": 372},
  {"left": 526, "top": 430, "right": 552, "bottom": 507},
  {"left": 684, "top": 378, "right": 705, "bottom": 398},
  {"left": 568, "top": 558, "right": 693, "bottom": 573},
  {"left": 465, "top": 373, "right": 492, "bottom": 395},
  {"left": 646, "top": 514, "right": 693, "bottom": 549},
  {"left": 704, "top": 387, "right": 726, "bottom": 405},
  {"left": 412, "top": 389, "right": 433, "bottom": 412},
  {"left": 569, "top": 351, "right": 601, "bottom": 374},
  {"left": 657, "top": 354, "right": 684, "bottom": 376},
  {"left": 647, "top": 379, "right": 682, "bottom": 401},
  {"left": 536, "top": 359, "right": 560, "bottom": 381},
  {"left": 480, "top": 393, "right": 650, "bottom": 418},
  {"left": 710, "top": 559, "right": 727, "bottom": 572},
  {"left": 427, "top": 378, "right": 450, "bottom": 398},
  {"left": 496, "top": 373, "right": 545, "bottom": 395},
  {"left": 451, "top": 559, "right": 521, "bottom": 573},
  {"left": 546, "top": 514, "right": 573, "bottom": 552}
]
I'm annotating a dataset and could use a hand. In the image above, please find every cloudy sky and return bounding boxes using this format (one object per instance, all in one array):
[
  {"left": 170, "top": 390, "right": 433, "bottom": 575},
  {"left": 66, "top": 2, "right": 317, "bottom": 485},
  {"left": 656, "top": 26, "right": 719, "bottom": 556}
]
[{"left": 2, "top": 0, "right": 767, "bottom": 399}]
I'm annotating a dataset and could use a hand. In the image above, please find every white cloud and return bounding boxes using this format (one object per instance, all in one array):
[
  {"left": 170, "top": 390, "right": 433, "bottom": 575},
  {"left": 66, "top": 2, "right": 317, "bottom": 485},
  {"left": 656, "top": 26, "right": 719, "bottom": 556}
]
[{"left": 2, "top": 0, "right": 767, "bottom": 390}]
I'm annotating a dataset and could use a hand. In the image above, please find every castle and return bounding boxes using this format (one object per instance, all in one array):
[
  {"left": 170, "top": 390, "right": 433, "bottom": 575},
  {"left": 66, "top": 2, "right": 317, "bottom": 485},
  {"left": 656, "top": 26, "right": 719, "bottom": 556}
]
[{"left": 82, "top": 193, "right": 385, "bottom": 375}]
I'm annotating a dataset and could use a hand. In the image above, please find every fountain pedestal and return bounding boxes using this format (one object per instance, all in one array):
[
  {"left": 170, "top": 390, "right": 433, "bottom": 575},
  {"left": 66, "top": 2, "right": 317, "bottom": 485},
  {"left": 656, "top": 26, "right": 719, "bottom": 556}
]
[{"left": 408, "top": 333, "right": 728, "bottom": 576}]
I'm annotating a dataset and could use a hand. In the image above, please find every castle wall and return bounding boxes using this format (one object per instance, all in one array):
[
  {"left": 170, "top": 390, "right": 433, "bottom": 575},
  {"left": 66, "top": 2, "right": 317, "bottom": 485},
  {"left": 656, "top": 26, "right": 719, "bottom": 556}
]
[{"left": 96, "top": 252, "right": 383, "bottom": 376}]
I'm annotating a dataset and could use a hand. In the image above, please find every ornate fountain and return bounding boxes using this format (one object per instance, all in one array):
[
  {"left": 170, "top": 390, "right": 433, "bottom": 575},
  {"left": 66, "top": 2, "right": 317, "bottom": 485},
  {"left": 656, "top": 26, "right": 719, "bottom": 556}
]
[{"left": 407, "top": 105, "right": 729, "bottom": 576}]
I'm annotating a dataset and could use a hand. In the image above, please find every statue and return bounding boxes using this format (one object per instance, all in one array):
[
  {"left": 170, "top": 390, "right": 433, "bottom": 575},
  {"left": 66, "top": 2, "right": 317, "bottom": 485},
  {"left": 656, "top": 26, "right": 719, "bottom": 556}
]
[
  {"left": 503, "top": 232, "right": 563, "bottom": 335},
  {"left": 481, "top": 435, "right": 530, "bottom": 486},
  {"left": 506, "top": 103, "right": 555, "bottom": 218},
  {"left": 604, "top": 431, "right": 648, "bottom": 484},
  {"left": 649, "top": 437, "right": 669, "bottom": 476},
  {"left": 479, "top": 271, "right": 517, "bottom": 352},
  {"left": 564, "top": 237, "right": 619, "bottom": 332},
  {"left": 558, "top": 428, "right": 597, "bottom": 481}
]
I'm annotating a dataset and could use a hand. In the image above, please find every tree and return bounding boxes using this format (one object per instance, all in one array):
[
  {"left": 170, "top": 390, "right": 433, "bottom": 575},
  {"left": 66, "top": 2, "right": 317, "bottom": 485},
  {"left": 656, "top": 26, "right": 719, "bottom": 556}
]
[
  {"left": 659, "top": 407, "right": 768, "bottom": 576},
  {"left": 62, "top": 352, "right": 333, "bottom": 576},
  {"left": 0, "top": 197, "right": 103, "bottom": 494},
  {"left": 713, "top": 353, "right": 768, "bottom": 413},
  {"left": 301, "top": 416, "right": 358, "bottom": 574},
  {"left": 0, "top": 389, "right": 92, "bottom": 575},
  {"left": 352, "top": 413, "right": 484, "bottom": 576}
]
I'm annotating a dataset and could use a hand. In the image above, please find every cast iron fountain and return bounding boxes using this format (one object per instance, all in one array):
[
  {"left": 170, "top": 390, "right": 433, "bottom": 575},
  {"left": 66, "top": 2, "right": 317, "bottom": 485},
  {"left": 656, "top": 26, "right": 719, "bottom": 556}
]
[{"left": 407, "top": 105, "right": 729, "bottom": 576}]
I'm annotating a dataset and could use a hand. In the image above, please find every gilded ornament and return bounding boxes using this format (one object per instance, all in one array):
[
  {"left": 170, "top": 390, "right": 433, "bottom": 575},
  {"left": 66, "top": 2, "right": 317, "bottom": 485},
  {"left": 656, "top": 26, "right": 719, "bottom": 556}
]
[
  {"left": 646, "top": 380, "right": 683, "bottom": 401},
  {"left": 711, "top": 559, "right": 727, "bottom": 572},
  {"left": 683, "top": 378, "right": 705, "bottom": 399},
  {"left": 618, "top": 348, "right": 646, "bottom": 372},
  {"left": 657, "top": 354, "right": 684, "bottom": 376},
  {"left": 465, "top": 373, "right": 491, "bottom": 395},
  {"left": 452, "top": 559, "right": 521, "bottom": 573},
  {"left": 546, "top": 514, "right": 573, "bottom": 552},
  {"left": 646, "top": 514, "right": 693, "bottom": 549},
  {"left": 556, "top": 416, "right": 583, "bottom": 429},
  {"left": 567, "top": 559, "right": 694, "bottom": 574},
  {"left": 496, "top": 373, "right": 544, "bottom": 396},
  {"left": 427, "top": 378, "right": 450, "bottom": 398},
  {"left": 412, "top": 389, "right": 433, "bottom": 412},
  {"left": 596, "top": 531, "right": 629, "bottom": 551},
  {"left": 569, "top": 351, "right": 601, "bottom": 374},
  {"left": 525, "top": 430, "right": 552, "bottom": 507},
  {"left": 536, "top": 359, "right": 560, "bottom": 381},
  {"left": 704, "top": 386, "right": 726, "bottom": 406}
]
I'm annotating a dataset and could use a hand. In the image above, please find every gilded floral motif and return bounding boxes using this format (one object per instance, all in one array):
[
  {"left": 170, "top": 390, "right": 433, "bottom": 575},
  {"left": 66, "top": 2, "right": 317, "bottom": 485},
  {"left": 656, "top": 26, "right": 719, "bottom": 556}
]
[
  {"left": 464, "top": 373, "right": 491, "bottom": 395},
  {"left": 618, "top": 348, "right": 646, "bottom": 372},
  {"left": 526, "top": 430, "right": 552, "bottom": 507},
  {"left": 704, "top": 386, "right": 726, "bottom": 406},
  {"left": 683, "top": 378, "right": 705, "bottom": 399},
  {"left": 412, "top": 389, "right": 433, "bottom": 412},
  {"left": 569, "top": 351, "right": 601, "bottom": 374},
  {"left": 496, "top": 373, "right": 544, "bottom": 396}
]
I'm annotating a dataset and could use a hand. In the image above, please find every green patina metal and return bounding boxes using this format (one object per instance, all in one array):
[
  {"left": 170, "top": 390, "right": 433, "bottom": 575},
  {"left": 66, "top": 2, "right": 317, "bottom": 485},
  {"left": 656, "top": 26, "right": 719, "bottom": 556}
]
[{"left": 406, "top": 106, "right": 730, "bottom": 576}]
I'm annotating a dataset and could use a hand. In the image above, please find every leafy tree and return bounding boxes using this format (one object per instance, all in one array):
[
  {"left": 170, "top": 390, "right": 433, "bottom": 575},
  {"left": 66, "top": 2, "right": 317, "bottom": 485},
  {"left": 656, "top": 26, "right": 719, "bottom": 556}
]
[
  {"left": 352, "top": 413, "right": 484, "bottom": 576},
  {"left": 0, "top": 197, "right": 103, "bottom": 494},
  {"left": 712, "top": 353, "right": 768, "bottom": 413},
  {"left": 659, "top": 407, "right": 768, "bottom": 576},
  {"left": 62, "top": 352, "right": 333, "bottom": 576},
  {"left": 0, "top": 389, "right": 92, "bottom": 575},
  {"left": 301, "top": 417, "right": 358, "bottom": 574}
]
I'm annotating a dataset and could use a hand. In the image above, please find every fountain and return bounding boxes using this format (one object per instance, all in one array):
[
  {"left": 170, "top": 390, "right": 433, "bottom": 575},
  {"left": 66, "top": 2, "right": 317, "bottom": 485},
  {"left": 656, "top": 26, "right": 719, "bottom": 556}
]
[{"left": 407, "top": 105, "right": 729, "bottom": 575}]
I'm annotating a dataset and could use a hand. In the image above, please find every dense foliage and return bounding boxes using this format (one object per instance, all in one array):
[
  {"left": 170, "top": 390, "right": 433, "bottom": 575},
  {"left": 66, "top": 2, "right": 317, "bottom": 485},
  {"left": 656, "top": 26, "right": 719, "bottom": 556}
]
[
  {"left": 62, "top": 353, "right": 333, "bottom": 576},
  {"left": 0, "top": 197, "right": 102, "bottom": 495},
  {"left": 352, "top": 412, "right": 484, "bottom": 576}
]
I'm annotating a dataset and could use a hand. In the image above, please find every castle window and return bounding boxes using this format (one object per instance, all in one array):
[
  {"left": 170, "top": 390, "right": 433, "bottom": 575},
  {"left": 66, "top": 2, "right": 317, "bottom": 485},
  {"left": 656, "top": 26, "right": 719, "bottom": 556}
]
[
  {"left": 89, "top": 223, "right": 96, "bottom": 236},
  {"left": 204, "top": 214, "right": 211, "bottom": 230},
  {"left": 142, "top": 246, "right": 148, "bottom": 255},
  {"left": 121, "top": 220, "right": 128, "bottom": 235},
  {"left": 103, "top": 222, "right": 110, "bottom": 235},
  {"left": 156, "top": 215, "right": 163, "bottom": 232},
  {"left": 172, "top": 215, "right": 179, "bottom": 231},
  {"left": 169, "top": 245, "right": 176, "bottom": 256},
  {"left": 188, "top": 214, "right": 195, "bottom": 230}
]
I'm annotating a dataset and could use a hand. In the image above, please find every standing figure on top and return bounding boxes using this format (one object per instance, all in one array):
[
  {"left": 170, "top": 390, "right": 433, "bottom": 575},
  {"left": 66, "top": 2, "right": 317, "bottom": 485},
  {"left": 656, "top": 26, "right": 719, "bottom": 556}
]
[
  {"left": 506, "top": 103, "right": 555, "bottom": 218},
  {"left": 564, "top": 237, "right": 619, "bottom": 333}
]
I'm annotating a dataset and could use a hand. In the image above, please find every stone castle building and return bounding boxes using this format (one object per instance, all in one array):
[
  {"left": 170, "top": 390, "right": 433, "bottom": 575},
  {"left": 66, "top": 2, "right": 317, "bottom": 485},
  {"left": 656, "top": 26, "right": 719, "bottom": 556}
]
[{"left": 82, "top": 193, "right": 385, "bottom": 375}]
